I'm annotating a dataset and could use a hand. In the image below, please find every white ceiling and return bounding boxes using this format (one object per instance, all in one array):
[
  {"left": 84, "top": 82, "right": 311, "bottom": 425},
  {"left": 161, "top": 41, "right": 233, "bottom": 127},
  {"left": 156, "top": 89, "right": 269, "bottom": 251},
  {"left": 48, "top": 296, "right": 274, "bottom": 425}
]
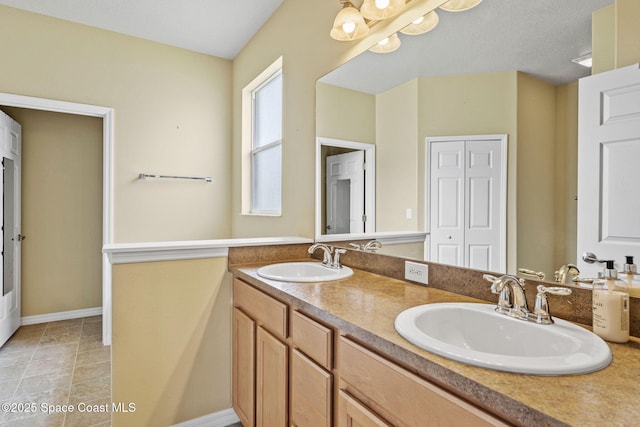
[
  {"left": 322, "top": 0, "right": 615, "bottom": 94},
  {"left": 0, "top": 0, "right": 284, "bottom": 59},
  {"left": 0, "top": 0, "right": 614, "bottom": 92}
]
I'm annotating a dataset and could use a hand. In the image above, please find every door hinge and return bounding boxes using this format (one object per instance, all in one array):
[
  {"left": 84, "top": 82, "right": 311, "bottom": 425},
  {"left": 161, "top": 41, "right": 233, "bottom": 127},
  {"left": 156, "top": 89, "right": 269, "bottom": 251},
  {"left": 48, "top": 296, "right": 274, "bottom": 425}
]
[
  {"left": 362, "top": 162, "right": 367, "bottom": 171},
  {"left": 362, "top": 215, "right": 367, "bottom": 222}
]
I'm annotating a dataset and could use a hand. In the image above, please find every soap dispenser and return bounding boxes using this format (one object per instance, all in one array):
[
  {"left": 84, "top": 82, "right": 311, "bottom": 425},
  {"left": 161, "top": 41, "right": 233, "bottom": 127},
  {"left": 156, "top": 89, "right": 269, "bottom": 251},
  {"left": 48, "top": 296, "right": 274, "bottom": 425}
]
[
  {"left": 622, "top": 256, "right": 640, "bottom": 298},
  {"left": 592, "top": 260, "right": 629, "bottom": 343}
]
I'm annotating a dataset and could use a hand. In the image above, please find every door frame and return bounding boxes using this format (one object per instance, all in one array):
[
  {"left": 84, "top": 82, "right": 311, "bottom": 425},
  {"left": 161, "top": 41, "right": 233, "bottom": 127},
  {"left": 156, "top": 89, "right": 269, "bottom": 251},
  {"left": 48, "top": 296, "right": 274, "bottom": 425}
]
[
  {"left": 425, "top": 134, "right": 508, "bottom": 271},
  {"left": 0, "top": 92, "right": 114, "bottom": 346},
  {"left": 316, "top": 137, "right": 375, "bottom": 239}
]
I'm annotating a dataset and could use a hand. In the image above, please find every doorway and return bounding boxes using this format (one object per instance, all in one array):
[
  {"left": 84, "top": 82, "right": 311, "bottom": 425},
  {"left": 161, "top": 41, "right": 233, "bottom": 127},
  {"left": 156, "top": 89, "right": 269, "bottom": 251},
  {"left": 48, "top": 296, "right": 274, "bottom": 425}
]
[{"left": 0, "top": 93, "right": 114, "bottom": 346}]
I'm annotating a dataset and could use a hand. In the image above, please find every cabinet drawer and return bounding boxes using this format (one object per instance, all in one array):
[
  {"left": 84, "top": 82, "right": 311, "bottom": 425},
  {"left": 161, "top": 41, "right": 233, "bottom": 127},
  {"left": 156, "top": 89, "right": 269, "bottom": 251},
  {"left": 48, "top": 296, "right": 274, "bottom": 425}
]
[
  {"left": 338, "top": 337, "right": 508, "bottom": 427},
  {"left": 233, "top": 278, "right": 287, "bottom": 340},
  {"left": 291, "top": 311, "right": 333, "bottom": 369}
]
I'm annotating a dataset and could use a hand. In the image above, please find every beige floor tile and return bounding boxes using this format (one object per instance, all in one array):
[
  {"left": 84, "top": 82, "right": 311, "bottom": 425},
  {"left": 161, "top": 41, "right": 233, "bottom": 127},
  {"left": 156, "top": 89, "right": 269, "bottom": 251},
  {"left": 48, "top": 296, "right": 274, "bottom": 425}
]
[
  {"left": 39, "top": 331, "right": 82, "bottom": 346},
  {"left": 0, "top": 349, "right": 34, "bottom": 369},
  {"left": 33, "top": 342, "right": 79, "bottom": 361},
  {"left": 2, "top": 385, "right": 70, "bottom": 423},
  {"left": 80, "top": 324, "right": 102, "bottom": 340},
  {"left": 0, "top": 362, "right": 27, "bottom": 382},
  {"left": 14, "top": 371, "right": 73, "bottom": 398},
  {"left": 69, "top": 376, "right": 111, "bottom": 405},
  {"left": 78, "top": 339, "right": 105, "bottom": 353},
  {"left": 0, "top": 338, "right": 40, "bottom": 355},
  {"left": 82, "top": 316, "right": 102, "bottom": 324},
  {"left": 10, "top": 326, "right": 46, "bottom": 341},
  {"left": 45, "top": 319, "right": 83, "bottom": 329},
  {"left": 75, "top": 348, "right": 110, "bottom": 368},
  {"left": 0, "top": 412, "right": 65, "bottom": 427},
  {"left": 64, "top": 397, "right": 111, "bottom": 427},
  {"left": 23, "top": 353, "right": 77, "bottom": 378},
  {"left": 72, "top": 361, "right": 110, "bottom": 385},
  {"left": 0, "top": 379, "right": 18, "bottom": 400}
]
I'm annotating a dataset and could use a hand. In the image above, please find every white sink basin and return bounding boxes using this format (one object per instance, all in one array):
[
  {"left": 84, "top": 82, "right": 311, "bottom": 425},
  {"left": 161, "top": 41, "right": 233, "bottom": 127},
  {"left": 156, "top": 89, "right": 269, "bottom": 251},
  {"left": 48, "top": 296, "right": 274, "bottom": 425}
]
[
  {"left": 257, "top": 262, "right": 353, "bottom": 282},
  {"left": 394, "top": 303, "right": 612, "bottom": 375}
]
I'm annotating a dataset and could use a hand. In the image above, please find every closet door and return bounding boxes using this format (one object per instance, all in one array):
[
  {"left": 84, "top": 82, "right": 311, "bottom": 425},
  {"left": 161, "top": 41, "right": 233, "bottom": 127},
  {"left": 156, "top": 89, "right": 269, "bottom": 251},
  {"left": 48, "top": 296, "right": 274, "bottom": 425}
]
[
  {"left": 429, "top": 140, "right": 465, "bottom": 267},
  {"left": 428, "top": 136, "right": 506, "bottom": 271}
]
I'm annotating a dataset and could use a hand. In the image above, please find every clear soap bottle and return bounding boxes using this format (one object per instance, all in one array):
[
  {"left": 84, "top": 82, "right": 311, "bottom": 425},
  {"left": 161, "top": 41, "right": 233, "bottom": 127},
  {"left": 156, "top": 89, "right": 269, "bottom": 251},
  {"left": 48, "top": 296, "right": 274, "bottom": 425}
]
[
  {"left": 622, "top": 256, "right": 640, "bottom": 298},
  {"left": 592, "top": 260, "right": 629, "bottom": 343}
]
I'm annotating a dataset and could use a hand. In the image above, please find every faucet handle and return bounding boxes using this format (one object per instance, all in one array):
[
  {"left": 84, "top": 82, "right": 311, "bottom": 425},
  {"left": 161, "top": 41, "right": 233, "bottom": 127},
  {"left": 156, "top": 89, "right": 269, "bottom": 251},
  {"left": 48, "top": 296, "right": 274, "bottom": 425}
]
[
  {"left": 533, "top": 285, "right": 572, "bottom": 324},
  {"left": 483, "top": 274, "right": 498, "bottom": 283},
  {"left": 332, "top": 248, "right": 347, "bottom": 268},
  {"left": 518, "top": 268, "right": 546, "bottom": 280}
]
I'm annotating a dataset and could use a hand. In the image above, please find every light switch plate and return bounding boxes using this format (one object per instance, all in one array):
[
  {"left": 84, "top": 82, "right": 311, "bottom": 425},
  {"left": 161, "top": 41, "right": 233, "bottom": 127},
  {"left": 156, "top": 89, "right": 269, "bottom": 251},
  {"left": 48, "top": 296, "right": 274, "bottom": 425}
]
[{"left": 405, "top": 261, "right": 428, "bottom": 284}]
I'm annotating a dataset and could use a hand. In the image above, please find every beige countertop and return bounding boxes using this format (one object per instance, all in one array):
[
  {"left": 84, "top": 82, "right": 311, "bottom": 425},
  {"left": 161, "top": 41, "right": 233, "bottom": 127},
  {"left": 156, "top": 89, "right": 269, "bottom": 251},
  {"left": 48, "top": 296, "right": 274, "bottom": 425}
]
[{"left": 232, "top": 262, "right": 640, "bottom": 427}]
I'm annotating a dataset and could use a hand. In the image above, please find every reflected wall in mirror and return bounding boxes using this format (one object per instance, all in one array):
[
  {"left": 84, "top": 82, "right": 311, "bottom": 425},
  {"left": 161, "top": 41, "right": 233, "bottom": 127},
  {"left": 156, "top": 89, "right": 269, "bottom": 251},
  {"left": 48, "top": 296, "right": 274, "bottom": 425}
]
[{"left": 315, "top": 0, "right": 617, "bottom": 282}]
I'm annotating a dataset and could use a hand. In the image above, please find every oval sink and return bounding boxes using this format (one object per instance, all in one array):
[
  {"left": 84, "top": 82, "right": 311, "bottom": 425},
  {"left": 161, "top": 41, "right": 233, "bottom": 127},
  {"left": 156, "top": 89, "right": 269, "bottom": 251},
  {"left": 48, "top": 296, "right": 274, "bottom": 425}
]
[
  {"left": 257, "top": 261, "right": 353, "bottom": 283},
  {"left": 394, "top": 303, "right": 612, "bottom": 375}
]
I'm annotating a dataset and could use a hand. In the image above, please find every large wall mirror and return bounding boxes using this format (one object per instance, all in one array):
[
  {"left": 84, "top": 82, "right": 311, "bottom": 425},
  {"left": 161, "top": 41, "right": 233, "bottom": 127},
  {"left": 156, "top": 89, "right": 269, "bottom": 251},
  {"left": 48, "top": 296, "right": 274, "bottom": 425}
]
[{"left": 315, "top": 0, "right": 614, "bottom": 281}]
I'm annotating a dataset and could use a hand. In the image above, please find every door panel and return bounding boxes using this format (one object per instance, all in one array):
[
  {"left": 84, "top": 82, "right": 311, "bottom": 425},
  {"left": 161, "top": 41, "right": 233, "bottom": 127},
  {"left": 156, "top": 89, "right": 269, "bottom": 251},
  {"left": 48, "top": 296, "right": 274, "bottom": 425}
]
[
  {"left": 577, "top": 63, "right": 640, "bottom": 276},
  {"left": 326, "top": 151, "right": 366, "bottom": 234},
  {"left": 0, "top": 110, "right": 21, "bottom": 348},
  {"left": 256, "top": 326, "right": 287, "bottom": 427}
]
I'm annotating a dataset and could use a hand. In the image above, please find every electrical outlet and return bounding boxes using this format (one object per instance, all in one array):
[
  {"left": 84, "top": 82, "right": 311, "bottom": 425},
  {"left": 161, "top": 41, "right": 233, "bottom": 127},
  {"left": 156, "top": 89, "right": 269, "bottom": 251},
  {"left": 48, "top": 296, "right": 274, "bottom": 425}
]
[{"left": 405, "top": 261, "right": 428, "bottom": 284}]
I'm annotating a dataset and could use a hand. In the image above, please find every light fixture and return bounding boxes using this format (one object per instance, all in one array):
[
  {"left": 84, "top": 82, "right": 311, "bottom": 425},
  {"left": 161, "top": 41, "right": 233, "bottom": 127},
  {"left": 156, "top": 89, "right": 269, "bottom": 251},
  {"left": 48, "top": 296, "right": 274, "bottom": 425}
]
[
  {"left": 330, "top": 1, "right": 369, "bottom": 41},
  {"left": 369, "top": 33, "right": 401, "bottom": 53},
  {"left": 399, "top": 10, "right": 439, "bottom": 35},
  {"left": 360, "top": 0, "right": 406, "bottom": 21},
  {"left": 439, "top": 0, "right": 482, "bottom": 12},
  {"left": 572, "top": 53, "right": 593, "bottom": 68}
]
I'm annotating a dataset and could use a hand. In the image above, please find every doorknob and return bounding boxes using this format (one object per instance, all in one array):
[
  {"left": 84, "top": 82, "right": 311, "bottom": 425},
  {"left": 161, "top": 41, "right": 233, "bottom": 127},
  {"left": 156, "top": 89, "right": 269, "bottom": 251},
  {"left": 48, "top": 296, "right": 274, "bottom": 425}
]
[{"left": 17, "top": 234, "right": 26, "bottom": 241}]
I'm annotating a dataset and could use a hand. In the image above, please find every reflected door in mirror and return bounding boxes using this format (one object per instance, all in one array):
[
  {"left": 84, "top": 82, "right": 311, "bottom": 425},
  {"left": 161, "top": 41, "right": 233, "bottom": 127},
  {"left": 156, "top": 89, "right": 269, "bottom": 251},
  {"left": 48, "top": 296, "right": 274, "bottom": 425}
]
[
  {"left": 428, "top": 135, "right": 507, "bottom": 272},
  {"left": 326, "top": 151, "right": 365, "bottom": 234}
]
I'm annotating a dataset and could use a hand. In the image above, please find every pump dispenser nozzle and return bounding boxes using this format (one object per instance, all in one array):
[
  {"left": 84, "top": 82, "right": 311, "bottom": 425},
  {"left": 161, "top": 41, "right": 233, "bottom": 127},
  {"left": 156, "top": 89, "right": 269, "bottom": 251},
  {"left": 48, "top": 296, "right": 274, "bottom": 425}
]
[
  {"left": 604, "top": 260, "right": 618, "bottom": 279},
  {"left": 624, "top": 256, "right": 637, "bottom": 274}
]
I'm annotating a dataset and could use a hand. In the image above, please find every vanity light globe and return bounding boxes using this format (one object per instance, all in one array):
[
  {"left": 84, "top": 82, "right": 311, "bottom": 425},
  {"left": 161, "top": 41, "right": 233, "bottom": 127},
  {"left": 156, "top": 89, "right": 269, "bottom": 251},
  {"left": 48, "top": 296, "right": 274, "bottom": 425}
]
[
  {"left": 400, "top": 10, "right": 439, "bottom": 35},
  {"left": 330, "top": 5, "right": 369, "bottom": 41},
  {"left": 360, "top": 0, "right": 405, "bottom": 20},
  {"left": 369, "top": 32, "right": 401, "bottom": 53}
]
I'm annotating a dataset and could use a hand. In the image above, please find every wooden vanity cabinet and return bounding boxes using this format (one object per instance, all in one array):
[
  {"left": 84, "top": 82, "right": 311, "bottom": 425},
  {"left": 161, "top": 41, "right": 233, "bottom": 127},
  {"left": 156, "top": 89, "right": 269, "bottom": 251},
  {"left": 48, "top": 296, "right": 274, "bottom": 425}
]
[
  {"left": 232, "top": 277, "right": 508, "bottom": 427},
  {"left": 233, "top": 278, "right": 288, "bottom": 427}
]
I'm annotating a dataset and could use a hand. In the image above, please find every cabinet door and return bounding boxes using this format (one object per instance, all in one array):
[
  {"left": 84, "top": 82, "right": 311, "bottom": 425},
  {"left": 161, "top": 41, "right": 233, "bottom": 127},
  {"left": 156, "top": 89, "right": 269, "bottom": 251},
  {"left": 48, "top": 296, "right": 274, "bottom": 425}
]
[
  {"left": 338, "top": 390, "right": 390, "bottom": 427},
  {"left": 233, "top": 308, "right": 255, "bottom": 427},
  {"left": 256, "top": 326, "right": 288, "bottom": 427},
  {"left": 290, "top": 349, "right": 332, "bottom": 427}
]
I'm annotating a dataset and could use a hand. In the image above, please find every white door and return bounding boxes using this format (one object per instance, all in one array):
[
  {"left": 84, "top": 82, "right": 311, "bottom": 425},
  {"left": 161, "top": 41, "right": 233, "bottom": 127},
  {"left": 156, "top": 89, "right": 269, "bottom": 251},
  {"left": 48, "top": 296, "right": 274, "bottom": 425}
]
[
  {"left": 0, "top": 110, "right": 22, "bottom": 347},
  {"left": 326, "top": 151, "right": 366, "bottom": 234},
  {"left": 429, "top": 136, "right": 506, "bottom": 271},
  {"left": 577, "top": 63, "right": 640, "bottom": 276}
]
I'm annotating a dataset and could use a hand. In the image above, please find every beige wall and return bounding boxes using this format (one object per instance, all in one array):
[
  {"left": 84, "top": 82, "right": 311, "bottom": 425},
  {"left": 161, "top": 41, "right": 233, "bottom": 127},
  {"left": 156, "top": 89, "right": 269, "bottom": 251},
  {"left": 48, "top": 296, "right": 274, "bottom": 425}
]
[
  {"left": 112, "top": 258, "right": 232, "bottom": 426},
  {"left": 0, "top": 5, "right": 233, "bottom": 243},
  {"left": 516, "top": 74, "right": 557, "bottom": 278},
  {"left": 230, "top": 0, "right": 450, "bottom": 238},
  {"left": 592, "top": 0, "right": 640, "bottom": 74},
  {"left": 555, "top": 83, "right": 579, "bottom": 270},
  {"left": 417, "top": 72, "right": 519, "bottom": 272},
  {"left": 316, "top": 82, "right": 376, "bottom": 143},
  {"left": 1, "top": 107, "right": 102, "bottom": 316},
  {"left": 376, "top": 79, "right": 420, "bottom": 232}
]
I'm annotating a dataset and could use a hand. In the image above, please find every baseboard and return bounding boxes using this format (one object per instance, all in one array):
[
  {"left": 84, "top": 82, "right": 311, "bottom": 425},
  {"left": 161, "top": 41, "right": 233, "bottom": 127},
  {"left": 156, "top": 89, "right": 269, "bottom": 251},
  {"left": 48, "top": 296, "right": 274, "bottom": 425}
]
[
  {"left": 172, "top": 408, "right": 240, "bottom": 427},
  {"left": 21, "top": 307, "right": 103, "bottom": 326}
]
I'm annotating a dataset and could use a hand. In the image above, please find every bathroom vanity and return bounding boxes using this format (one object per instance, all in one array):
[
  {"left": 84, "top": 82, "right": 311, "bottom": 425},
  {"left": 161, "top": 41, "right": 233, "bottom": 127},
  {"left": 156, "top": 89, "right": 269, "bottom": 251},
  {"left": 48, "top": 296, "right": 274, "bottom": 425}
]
[{"left": 230, "top": 246, "right": 640, "bottom": 426}]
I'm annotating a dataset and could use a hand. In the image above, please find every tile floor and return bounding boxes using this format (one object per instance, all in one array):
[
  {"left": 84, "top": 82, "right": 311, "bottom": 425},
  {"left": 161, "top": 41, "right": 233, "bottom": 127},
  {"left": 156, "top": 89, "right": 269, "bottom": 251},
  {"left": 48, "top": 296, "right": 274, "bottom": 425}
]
[{"left": 0, "top": 316, "right": 111, "bottom": 427}]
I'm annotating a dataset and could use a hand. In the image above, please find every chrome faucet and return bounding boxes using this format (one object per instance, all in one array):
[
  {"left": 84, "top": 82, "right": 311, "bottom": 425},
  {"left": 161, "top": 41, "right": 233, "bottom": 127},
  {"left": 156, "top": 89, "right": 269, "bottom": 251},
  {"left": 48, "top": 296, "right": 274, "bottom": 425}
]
[
  {"left": 363, "top": 240, "right": 382, "bottom": 252},
  {"left": 484, "top": 274, "right": 529, "bottom": 319},
  {"left": 517, "top": 267, "right": 546, "bottom": 281},
  {"left": 554, "top": 264, "right": 580, "bottom": 283},
  {"left": 308, "top": 244, "right": 346, "bottom": 269},
  {"left": 484, "top": 274, "right": 572, "bottom": 324}
]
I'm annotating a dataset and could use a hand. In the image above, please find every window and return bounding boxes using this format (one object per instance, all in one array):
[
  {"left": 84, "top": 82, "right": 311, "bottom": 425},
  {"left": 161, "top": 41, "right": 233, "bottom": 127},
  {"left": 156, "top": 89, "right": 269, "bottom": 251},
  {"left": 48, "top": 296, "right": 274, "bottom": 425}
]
[{"left": 242, "top": 58, "right": 283, "bottom": 215}]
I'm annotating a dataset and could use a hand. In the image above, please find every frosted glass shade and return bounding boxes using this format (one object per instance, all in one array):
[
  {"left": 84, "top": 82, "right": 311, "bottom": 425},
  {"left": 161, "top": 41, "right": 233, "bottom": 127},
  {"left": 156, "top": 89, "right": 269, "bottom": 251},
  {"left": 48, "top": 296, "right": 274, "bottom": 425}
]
[
  {"left": 369, "top": 33, "right": 401, "bottom": 53},
  {"left": 400, "top": 10, "right": 439, "bottom": 35},
  {"left": 440, "top": 0, "right": 482, "bottom": 12},
  {"left": 360, "top": 0, "right": 405, "bottom": 20},
  {"left": 330, "top": 5, "right": 369, "bottom": 41}
]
